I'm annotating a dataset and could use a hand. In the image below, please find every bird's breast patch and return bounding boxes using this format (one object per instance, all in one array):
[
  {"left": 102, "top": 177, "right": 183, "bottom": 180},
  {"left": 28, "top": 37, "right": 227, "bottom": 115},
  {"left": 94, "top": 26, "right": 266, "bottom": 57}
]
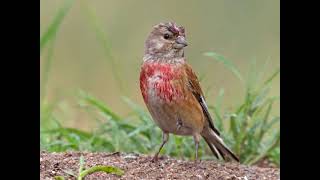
[{"left": 140, "top": 62, "right": 183, "bottom": 103}]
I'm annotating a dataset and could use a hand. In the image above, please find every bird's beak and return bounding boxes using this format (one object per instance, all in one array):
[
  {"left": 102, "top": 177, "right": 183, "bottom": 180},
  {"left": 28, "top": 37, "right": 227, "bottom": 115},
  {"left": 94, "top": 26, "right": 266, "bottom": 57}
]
[{"left": 175, "top": 36, "right": 188, "bottom": 47}]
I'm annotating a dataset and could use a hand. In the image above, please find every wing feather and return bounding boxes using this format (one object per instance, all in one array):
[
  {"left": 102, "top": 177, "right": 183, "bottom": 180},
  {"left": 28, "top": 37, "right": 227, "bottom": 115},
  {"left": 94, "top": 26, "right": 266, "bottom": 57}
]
[{"left": 184, "top": 63, "right": 221, "bottom": 136}]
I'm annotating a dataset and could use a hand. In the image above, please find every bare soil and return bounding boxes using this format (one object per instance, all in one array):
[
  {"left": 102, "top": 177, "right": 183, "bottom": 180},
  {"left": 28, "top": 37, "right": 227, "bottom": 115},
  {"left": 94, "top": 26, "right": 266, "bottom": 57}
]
[{"left": 40, "top": 151, "right": 279, "bottom": 180}]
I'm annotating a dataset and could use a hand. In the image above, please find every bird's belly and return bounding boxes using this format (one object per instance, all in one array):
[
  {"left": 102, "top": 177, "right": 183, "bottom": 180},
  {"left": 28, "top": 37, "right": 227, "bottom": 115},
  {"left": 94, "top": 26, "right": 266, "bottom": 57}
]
[
  {"left": 148, "top": 104, "right": 195, "bottom": 136},
  {"left": 146, "top": 88, "right": 200, "bottom": 136}
]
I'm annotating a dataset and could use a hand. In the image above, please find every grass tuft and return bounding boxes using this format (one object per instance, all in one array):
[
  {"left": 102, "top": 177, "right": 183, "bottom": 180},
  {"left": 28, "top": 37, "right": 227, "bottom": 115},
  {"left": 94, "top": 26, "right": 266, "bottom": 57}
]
[
  {"left": 54, "top": 155, "right": 124, "bottom": 180},
  {"left": 40, "top": 0, "right": 74, "bottom": 53}
]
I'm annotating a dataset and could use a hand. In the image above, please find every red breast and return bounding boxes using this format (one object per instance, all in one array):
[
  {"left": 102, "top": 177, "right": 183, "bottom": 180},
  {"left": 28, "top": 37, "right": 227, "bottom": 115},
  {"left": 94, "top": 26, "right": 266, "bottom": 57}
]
[{"left": 140, "top": 62, "right": 183, "bottom": 103}]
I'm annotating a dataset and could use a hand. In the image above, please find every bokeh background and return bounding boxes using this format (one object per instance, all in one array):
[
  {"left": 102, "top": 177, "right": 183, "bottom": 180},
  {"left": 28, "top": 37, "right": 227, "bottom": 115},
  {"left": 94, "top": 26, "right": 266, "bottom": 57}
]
[{"left": 40, "top": 0, "right": 279, "bottom": 131}]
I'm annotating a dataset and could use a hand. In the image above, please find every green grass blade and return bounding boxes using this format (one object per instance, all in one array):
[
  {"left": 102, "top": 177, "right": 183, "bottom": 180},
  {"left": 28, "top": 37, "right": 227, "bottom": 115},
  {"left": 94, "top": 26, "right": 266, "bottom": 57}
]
[
  {"left": 78, "top": 90, "right": 121, "bottom": 121},
  {"left": 40, "top": 99, "right": 60, "bottom": 128},
  {"left": 127, "top": 124, "right": 153, "bottom": 137},
  {"left": 62, "top": 169, "right": 77, "bottom": 177},
  {"left": 255, "top": 56, "right": 271, "bottom": 86},
  {"left": 263, "top": 67, "right": 280, "bottom": 86},
  {"left": 251, "top": 87, "right": 270, "bottom": 110},
  {"left": 257, "top": 100, "right": 276, "bottom": 141},
  {"left": 259, "top": 116, "right": 280, "bottom": 142},
  {"left": 41, "top": 39, "right": 55, "bottom": 102},
  {"left": 229, "top": 114, "right": 238, "bottom": 140},
  {"left": 54, "top": 176, "right": 65, "bottom": 180},
  {"left": 78, "top": 165, "right": 124, "bottom": 179},
  {"left": 40, "top": 0, "right": 74, "bottom": 53},
  {"left": 79, "top": 155, "right": 85, "bottom": 175},
  {"left": 203, "top": 52, "right": 244, "bottom": 83},
  {"left": 79, "top": 0, "right": 125, "bottom": 93}
]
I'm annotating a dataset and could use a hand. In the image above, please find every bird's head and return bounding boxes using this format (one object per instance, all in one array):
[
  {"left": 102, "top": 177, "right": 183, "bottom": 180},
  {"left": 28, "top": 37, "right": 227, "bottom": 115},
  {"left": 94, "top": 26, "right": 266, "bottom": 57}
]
[{"left": 144, "top": 22, "right": 187, "bottom": 59}]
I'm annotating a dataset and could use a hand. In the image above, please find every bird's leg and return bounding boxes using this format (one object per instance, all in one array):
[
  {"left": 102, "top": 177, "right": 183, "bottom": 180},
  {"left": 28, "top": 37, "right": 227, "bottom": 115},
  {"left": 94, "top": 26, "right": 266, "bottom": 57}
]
[
  {"left": 193, "top": 134, "right": 201, "bottom": 164},
  {"left": 152, "top": 132, "right": 169, "bottom": 162},
  {"left": 176, "top": 118, "right": 182, "bottom": 131}
]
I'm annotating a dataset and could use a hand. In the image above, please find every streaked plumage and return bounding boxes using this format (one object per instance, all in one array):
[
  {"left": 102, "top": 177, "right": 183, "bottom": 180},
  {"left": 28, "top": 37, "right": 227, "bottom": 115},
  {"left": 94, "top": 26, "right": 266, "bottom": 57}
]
[{"left": 140, "top": 22, "right": 239, "bottom": 162}]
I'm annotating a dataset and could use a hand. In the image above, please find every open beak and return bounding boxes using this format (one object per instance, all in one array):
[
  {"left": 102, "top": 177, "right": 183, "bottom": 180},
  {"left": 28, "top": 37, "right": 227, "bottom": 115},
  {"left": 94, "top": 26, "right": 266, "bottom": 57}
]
[{"left": 175, "top": 36, "right": 188, "bottom": 48}]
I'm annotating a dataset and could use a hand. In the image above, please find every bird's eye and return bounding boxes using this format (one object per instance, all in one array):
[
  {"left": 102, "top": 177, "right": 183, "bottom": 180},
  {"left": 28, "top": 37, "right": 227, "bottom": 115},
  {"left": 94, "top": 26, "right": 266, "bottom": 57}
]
[{"left": 164, "top": 33, "right": 170, "bottom": 39}]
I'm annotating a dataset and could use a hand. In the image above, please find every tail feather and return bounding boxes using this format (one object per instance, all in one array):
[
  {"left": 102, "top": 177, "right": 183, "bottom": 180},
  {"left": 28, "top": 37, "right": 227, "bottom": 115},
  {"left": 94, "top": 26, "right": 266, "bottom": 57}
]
[
  {"left": 203, "top": 136, "right": 220, "bottom": 160},
  {"left": 201, "top": 128, "right": 240, "bottom": 162}
]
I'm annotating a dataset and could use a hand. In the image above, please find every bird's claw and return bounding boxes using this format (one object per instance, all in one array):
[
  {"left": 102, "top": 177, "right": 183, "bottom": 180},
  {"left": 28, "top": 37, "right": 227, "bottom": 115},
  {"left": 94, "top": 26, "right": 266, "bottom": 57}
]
[{"left": 176, "top": 118, "right": 182, "bottom": 131}]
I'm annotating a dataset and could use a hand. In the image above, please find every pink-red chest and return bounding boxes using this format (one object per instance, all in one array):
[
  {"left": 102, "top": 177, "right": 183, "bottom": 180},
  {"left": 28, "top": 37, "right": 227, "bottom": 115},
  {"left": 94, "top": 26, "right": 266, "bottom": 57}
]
[{"left": 140, "top": 62, "right": 184, "bottom": 103}]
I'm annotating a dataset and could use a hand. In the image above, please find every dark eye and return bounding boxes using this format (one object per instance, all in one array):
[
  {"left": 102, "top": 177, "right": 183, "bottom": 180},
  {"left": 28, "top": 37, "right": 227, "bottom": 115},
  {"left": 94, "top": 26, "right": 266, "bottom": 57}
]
[{"left": 164, "top": 33, "right": 170, "bottom": 39}]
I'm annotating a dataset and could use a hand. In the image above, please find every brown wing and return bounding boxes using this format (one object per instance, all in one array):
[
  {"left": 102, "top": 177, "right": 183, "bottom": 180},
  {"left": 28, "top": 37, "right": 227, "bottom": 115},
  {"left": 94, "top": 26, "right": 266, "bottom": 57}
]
[{"left": 184, "top": 63, "right": 221, "bottom": 136}]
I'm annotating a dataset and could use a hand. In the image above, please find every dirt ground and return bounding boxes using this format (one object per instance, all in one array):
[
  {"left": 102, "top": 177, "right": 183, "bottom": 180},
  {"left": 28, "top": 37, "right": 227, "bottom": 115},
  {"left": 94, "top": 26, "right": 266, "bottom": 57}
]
[{"left": 40, "top": 151, "right": 279, "bottom": 180}]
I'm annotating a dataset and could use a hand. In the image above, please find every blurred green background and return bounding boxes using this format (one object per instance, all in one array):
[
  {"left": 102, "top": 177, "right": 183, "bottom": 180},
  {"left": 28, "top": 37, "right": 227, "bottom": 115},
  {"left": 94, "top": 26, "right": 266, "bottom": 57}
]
[{"left": 40, "top": 0, "right": 279, "bottom": 132}]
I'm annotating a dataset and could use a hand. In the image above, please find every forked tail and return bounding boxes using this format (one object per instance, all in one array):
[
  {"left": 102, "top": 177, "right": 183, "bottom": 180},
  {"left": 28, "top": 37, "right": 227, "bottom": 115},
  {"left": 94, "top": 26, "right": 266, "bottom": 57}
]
[{"left": 201, "top": 127, "right": 240, "bottom": 162}]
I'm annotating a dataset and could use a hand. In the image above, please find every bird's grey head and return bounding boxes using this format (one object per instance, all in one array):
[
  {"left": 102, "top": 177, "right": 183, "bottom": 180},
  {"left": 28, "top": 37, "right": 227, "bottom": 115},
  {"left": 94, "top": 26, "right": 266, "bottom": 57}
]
[{"left": 144, "top": 22, "right": 188, "bottom": 60}]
